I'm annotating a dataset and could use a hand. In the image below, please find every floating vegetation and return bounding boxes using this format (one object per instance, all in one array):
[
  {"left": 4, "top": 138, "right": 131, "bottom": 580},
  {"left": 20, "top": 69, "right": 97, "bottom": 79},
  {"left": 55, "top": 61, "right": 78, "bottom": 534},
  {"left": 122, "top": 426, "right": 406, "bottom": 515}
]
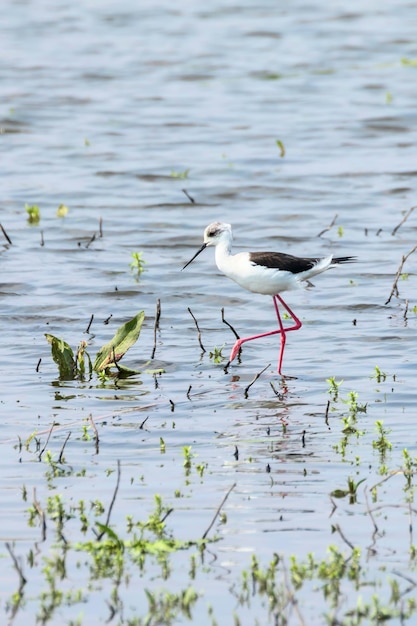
[
  {"left": 45, "top": 311, "right": 161, "bottom": 380},
  {"left": 56, "top": 203, "right": 69, "bottom": 217},
  {"left": 130, "top": 251, "right": 146, "bottom": 277},
  {"left": 275, "top": 139, "right": 285, "bottom": 157},
  {"left": 25, "top": 203, "right": 40, "bottom": 224},
  {"left": 170, "top": 168, "right": 190, "bottom": 179}
]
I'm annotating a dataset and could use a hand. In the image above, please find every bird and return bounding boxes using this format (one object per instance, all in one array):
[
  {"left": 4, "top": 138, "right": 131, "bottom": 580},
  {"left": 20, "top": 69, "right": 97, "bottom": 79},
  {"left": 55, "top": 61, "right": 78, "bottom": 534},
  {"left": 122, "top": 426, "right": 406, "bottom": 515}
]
[{"left": 182, "top": 222, "right": 355, "bottom": 376}]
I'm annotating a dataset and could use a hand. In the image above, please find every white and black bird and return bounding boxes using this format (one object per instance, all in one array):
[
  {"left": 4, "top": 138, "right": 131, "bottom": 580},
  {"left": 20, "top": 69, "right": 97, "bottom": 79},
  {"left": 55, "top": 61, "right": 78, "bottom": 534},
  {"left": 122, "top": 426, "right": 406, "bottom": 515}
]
[{"left": 183, "top": 222, "right": 355, "bottom": 375}]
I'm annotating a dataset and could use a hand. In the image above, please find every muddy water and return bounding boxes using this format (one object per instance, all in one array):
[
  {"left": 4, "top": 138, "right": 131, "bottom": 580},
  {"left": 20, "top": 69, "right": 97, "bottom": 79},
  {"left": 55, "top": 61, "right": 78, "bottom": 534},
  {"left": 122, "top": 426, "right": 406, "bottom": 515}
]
[{"left": 1, "top": 0, "right": 417, "bottom": 624}]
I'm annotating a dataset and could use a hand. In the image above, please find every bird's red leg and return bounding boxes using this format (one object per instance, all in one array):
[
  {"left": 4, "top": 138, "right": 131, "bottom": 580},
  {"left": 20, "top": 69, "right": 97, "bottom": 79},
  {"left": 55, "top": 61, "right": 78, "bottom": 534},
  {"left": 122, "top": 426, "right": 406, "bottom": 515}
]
[
  {"left": 229, "top": 294, "right": 302, "bottom": 375},
  {"left": 273, "top": 294, "right": 302, "bottom": 374}
]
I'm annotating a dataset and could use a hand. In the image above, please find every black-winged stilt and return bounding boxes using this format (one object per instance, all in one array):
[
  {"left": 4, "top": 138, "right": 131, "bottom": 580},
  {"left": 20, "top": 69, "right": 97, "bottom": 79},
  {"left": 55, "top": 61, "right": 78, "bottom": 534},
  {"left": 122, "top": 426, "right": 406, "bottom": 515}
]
[{"left": 183, "top": 222, "right": 355, "bottom": 376}]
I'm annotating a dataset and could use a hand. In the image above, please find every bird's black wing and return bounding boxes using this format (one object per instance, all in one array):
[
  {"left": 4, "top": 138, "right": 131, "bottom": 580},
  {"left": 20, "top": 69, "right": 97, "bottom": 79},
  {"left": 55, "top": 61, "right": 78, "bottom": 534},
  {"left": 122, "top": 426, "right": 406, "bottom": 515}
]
[{"left": 249, "top": 252, "right": 318, "bottom": 274}]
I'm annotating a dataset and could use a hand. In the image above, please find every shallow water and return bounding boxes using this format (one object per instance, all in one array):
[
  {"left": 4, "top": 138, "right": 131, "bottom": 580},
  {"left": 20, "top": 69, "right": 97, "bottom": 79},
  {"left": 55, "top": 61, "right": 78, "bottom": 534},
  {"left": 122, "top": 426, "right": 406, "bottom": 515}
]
[{"left": 1, "top": 0, "right": 417, "bottom": 624}]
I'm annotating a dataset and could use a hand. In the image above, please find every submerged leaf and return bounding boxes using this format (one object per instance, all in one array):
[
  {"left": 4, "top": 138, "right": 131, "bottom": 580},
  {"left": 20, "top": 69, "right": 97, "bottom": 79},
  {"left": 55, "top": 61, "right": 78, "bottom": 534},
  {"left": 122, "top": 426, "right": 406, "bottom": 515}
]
[
  {"left": 93, "top": 311, "right": 145, "bottom": 372},
  {"left": 45, "top": 334, "right": 76, "bottom": 379}
]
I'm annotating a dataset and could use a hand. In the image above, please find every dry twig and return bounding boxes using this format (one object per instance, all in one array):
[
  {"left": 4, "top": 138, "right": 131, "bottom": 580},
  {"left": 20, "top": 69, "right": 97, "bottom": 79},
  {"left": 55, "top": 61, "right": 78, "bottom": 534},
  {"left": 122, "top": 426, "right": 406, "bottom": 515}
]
[
  {"left": 392, "top": 205, "right": 416, "bottom": 236},
  {"left": 385, "top": 244, "right": 417, "bottom": 305},
  {"left": 0, "top": 222, "right": 12, "bottom": 244},
  {"left": 202, "top": 483, "right": 236, "bottom": 540},
  {"left": 244, "top": 363, "right": 271, "bottom": 398},
  {"left": 151, "top": 299, "right": 161, "bottom": 359},
  {"left": 95, "top": 459, "right": 121, "bottom": 540},
  {"left": 58, "top": 432, "right": 71, "bottom": 464},
  {"left": 317, "top": 214, "right": 338, "bottom": 238},
  {"left": 221, "top": 307, "right": 240, "bottom": 340},
  {"left": 38, "top": 422, "right": 57, "bottom": 461},
  {"left": 188, "top": 307, "right": 206, "bottom": 352}
]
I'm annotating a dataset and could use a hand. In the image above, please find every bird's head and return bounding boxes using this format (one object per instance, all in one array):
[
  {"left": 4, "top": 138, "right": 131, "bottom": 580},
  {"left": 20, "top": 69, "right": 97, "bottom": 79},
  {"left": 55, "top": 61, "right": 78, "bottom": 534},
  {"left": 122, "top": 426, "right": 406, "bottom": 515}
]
[{"left": 182, "top": 222, "right": 232, "bottom": 270}]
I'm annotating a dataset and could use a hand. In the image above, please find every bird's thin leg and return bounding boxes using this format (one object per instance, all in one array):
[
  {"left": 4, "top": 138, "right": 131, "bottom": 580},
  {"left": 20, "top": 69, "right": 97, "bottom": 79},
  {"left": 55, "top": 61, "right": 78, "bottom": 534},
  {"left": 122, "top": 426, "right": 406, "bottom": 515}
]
[
  {"left": 229, "top": 295, "right": 302, "bottom": 373},
  {"left": 274, "top": 294, "right": 302, "bottom": 331},
  {"left": 273, "top": 294, "right": 302, "bottom": 374}
]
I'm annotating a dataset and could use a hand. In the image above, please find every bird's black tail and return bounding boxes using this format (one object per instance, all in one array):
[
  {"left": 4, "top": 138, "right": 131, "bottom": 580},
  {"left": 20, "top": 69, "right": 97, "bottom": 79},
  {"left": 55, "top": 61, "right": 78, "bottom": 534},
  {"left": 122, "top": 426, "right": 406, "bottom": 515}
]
[{"left": 332, "top": 256, "right": 356, "bottom": 264}]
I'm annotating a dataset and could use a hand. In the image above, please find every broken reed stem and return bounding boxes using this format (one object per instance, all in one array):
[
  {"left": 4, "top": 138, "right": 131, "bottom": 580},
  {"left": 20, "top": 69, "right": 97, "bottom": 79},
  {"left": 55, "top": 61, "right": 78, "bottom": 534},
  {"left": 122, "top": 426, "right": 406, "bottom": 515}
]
[
  {"left": 96, "top": 459, "right": 121, "bottom": 540},
  {"left": 5, "top": 542, "right": 27, "bottom": 587},
  {"left": 325, "top": 399, "right": 330, "bottom": 426},
  {"left": 392, "top": 205, "right": 416, "bottom": 236},
  {"left": 202, "top": 482, "right": 236, "bottom": 540},
  {"left": 89, "top": 414, "right": 99, "bottom": 454},
  {"left": 244, "top": 363, "right": 271, "bottom": 398},
  {"left": 221, "top": 307, "right": 240, "bottom": 340},
  {"left": 33, "top": 487, "right": 47, "bottom": 541},
  {"left": 139, "top": 416, "right": 149, "bottom": 429},
  {"left": 0, "top": 223, "right": 12, "bottom": 244},
  {"left": 317, "top": 213, "right": 338, "bottom": 238},
  {"left": 38, "top": 422, "right": 57, "bottom": 461},
  {"left": 85, "top": 233, "right": 96, "bottom": 249},
  {"left": 58, "top": 431, "right": 71, "bottom": 464},
  {"left": 151, "top": 298, "right": 161, "bottom": 359},
  {"left": 404, "top": 299, "right": 409, "bottom": 321},
  {"left": 363, "top": 488, "right": 379, "bottom": 545},
  {"left": 112, "top": 346, "right": 122, "bottom": 372},
  {"left": 188, "top": 307, "right": 206, "bottom": 352},
  {"left": 332, "top": 523, "right": 355, "bottom": 551},
  {"left": 385, "top": 244, "right": 417, "bottom": 305},
  {"left": 182, "top": 188, "right": 195, "bottom": 204},
  {"left": 99, "top": 217, "right": 103, "bottom": 238},
  {"left": 270, "top": 381, "right": 285, "bottom": 401},
  {"left": 85, "top": 314, "right": 94, "bottom": 334}
]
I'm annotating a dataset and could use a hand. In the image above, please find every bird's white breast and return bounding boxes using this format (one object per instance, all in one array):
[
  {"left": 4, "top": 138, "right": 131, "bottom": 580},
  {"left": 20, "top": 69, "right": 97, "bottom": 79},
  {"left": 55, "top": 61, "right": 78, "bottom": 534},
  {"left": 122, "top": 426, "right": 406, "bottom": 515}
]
[{"left": 215, "top": 251, "right": 302, "bottom": 295}]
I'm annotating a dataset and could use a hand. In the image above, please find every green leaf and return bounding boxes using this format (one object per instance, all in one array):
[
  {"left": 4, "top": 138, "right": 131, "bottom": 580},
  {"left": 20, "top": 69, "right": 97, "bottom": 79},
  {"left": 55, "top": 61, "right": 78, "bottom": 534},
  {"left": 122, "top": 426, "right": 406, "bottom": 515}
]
[
  {"left": 276, "top": 139, "right": 285, "bottom": 157},
  {"left": 45, "top": 334, "right": 76, "bottom": 379},
  {"left": 93, "top": 311, "right": 145, "bottom": 372},
  {"left": 56, "top": 203, "right": 69, "bottom": 217}
]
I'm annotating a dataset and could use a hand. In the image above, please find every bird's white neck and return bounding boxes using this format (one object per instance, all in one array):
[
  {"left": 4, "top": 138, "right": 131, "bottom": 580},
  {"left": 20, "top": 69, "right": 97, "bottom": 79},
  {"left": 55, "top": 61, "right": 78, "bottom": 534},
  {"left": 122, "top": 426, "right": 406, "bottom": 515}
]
[{"left": 214, "top": 239, "right": 233, "bottom": 273}]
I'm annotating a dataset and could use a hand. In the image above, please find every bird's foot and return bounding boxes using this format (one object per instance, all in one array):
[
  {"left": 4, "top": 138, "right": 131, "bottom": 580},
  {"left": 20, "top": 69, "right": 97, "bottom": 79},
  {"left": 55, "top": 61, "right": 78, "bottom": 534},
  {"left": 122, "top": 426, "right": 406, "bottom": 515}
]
[{"left": 229, "top": 339, "right": 243, "bottom": 362}]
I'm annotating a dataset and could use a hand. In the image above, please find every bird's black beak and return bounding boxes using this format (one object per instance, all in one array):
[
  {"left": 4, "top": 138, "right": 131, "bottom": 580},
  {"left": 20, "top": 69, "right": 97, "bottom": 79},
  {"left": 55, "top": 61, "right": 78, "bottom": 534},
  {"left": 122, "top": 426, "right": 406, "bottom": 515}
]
[{"left": 182, "top": 243, "right": 207, "bottom": 270}]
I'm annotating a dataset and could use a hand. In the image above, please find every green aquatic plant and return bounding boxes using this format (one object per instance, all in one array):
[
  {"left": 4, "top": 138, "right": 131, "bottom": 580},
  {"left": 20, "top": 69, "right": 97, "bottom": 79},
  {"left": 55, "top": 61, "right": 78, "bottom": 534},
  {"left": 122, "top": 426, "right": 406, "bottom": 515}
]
[
  {"left": 372, "top": 420, "right": 392, "bottom": 463},
  {"left": 25, "top": 203, "right": 40, "bottom": 224},
  {"left": 209, "top": 345, "right": 225, "bottom": 363},
  {"left": 130, "top": 251, "right": 146, "bottom": 277},
  {"left": 372, "top": 365, "right": 387, "bottom": 383},
  {"left": 327, "top": 376, "right": 343, "bottom": 401},
  {"left": 45, "top": 311, "right": 162, "bottom": 380},
  {"left": 275, "top": 139, "right": 285, "bottom": 157},
  {"left": 56, "top": 204, "right": 69, "bottom": 218},
  {"left": 170, "top": 168, "right": 190, "bottom": 179},
  {"left": 331, "top": 476, "right": 366, "bottom": 504}
]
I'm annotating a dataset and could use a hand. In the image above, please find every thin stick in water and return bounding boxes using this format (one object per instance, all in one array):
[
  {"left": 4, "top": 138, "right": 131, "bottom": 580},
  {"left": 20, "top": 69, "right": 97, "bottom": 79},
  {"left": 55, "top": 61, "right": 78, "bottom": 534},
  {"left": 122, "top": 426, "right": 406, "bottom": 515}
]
[
  {"left": 95, "top": 459, "right": 121, "bottom": 540},
  {"left": 5, "top": 542, "right": 27, "bottom": 588},
  {"left": 221, "top": 307, "right": 240, "bottom": 340},
  {"left": 182, "top": 188, "right": 195, "bottom": 203},
  {"left": 0, "top": 223, "right": 12, "bottom": 244},
  {"left": 244, "top": 363, "right": 271, "bottom": 398},
  {"left": 317, "top": 213, "right": 338, "bottom": 238},
  {"left": 188, "top": 307, "right": 206, "bottom": 352},
  {"left": 85, "top": 314, "right": 94, "bottom": 334},
  {"left": 58, "top": 432, "right": 71, "bottom": 464},
  {"left": 151, "top": 298, "right": 161, "bottom": 359},
  {"left": 392, "top": 205, "right": 416, "bottom": 236},
  {"left": 38, "top": 422, "right": 57, "bottom": 461},
  {"left": 202, "top": 482, "right": 236, "bottom": 540},
  {"left": 385, "top": 244, "right": 417, "bottom": 305},
  {"left": 89, "top": 414, "right": 99, "bottom": 454}
]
